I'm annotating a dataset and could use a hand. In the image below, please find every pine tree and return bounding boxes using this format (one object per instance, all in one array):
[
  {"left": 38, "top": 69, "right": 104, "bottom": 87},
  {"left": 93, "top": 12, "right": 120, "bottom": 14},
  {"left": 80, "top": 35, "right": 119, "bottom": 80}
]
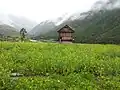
[{"left": 20, "top": 28, "right": 27, "bottom": 41}]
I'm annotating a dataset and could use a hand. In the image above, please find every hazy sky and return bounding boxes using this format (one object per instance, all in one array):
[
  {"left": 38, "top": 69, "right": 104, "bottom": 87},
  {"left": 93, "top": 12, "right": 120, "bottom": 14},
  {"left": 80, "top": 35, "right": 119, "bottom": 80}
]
[{"left": 0, "top": 0, "right": 99, "bottom": 22}]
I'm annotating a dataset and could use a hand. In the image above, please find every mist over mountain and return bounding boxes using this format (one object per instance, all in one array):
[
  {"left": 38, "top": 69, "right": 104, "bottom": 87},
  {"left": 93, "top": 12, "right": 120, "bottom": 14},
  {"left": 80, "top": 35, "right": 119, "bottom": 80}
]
[
  {"left": 30, "top": 0, "right": 120, "bottom": 36},
  {"left": 91, "top": 0, "right": 120, "bottom": 11},
  {"left": 0, "top": 13, "right": 37, "bottom": 32},
  {"left": 29, "top": 13, "right": 73, "bottom": 36},
  {"left": 30, "top": 0, "right": 120, "bottom": 44},
  {"left": 29, "top": 21, "right": 56, "bottom": 36}
]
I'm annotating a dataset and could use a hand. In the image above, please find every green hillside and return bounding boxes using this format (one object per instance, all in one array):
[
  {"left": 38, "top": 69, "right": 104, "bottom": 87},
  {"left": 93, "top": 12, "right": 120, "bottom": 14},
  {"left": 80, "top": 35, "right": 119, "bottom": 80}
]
[
  {"left": 36, "top": 8, "right": 120, "bottom": 44},
  {"left": 0, "top": 24, "right": 19, "bottom": 37},
  {"left": 0, "top": 42, "right": 120, "bottom": 89},
  {"left": 74, "top": 9, "right": 120, "bottom": 44}
]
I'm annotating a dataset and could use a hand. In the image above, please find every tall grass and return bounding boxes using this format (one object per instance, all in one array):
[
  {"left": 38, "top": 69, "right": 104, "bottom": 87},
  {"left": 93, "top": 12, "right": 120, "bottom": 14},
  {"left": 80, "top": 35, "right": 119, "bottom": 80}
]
[{"left": 0, "top": 42, "right": 120, "bottom": 90}]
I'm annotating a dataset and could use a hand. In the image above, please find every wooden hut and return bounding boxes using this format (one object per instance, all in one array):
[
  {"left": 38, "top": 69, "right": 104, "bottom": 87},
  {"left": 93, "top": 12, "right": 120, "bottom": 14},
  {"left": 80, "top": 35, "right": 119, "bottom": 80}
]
[{"left": 57, "top": 25, "right": 75, "bottom": 43}]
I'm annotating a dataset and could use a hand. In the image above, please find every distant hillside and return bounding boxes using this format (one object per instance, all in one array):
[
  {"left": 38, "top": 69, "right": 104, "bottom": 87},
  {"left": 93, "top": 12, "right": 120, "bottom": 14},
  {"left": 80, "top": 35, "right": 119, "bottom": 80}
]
[
  {"left": 29, "top": 21, "right": 56, "bottom": 36},
  {"left": 0, "top": 24, "right": 19, "bottom": 36}
]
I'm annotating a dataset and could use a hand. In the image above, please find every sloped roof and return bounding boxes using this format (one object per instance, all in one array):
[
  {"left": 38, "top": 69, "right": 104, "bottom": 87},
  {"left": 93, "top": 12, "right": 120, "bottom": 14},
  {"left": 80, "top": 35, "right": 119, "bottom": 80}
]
[{"left": 57, "top": 25, "right": 74, "bottom": 33}]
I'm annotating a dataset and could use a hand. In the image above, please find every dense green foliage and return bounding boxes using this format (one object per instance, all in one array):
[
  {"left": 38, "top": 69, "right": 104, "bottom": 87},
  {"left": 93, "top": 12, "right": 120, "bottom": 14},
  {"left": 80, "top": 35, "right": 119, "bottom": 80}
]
[
  {"left": 35, "top": 8, "right": 120, "bottom": 44},
  {"left": 0, "top": 42, "right": 120, "bottom": 89}
]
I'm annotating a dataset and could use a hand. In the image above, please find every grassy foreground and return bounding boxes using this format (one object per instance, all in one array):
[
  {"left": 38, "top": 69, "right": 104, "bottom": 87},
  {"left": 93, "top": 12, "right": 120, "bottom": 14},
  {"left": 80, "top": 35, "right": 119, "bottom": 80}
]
[{"left": 0, "top": 42, "right": 120, "bottom": 90}]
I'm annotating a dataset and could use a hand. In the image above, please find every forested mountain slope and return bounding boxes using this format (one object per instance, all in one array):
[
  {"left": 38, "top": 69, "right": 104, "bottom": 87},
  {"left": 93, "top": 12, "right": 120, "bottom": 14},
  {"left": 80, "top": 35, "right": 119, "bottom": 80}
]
[{"left": 34, "top": 8, "right": 120, "bottom": 44}]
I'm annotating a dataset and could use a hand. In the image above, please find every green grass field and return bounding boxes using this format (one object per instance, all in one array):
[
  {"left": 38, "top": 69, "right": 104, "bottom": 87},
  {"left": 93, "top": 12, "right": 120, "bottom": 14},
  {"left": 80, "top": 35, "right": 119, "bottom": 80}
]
[{"left": 0, "top": 42, "right": 120, "bottom": 90}]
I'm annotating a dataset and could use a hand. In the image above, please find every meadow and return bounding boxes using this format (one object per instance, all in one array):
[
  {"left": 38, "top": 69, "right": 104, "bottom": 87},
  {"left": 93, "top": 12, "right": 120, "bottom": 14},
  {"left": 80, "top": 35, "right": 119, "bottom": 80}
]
[{"left": 0, "top": 42, "right": 120, "bottom": 90}]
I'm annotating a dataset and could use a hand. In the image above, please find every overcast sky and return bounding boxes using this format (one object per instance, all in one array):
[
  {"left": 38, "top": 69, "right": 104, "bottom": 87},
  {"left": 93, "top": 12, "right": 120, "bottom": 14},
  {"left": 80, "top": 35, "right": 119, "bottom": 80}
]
[{"left": 0, "top": 0, "right": 99, "bottom": 22}]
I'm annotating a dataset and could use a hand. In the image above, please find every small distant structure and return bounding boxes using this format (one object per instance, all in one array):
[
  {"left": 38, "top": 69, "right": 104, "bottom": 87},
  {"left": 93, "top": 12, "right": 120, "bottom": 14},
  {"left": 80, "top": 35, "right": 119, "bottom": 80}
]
[
  {"left": 57, "top": 25, "right": 75, "bottom": 43},
  {"left": 30, "top": 39, "right": 37, "bottom": 42}
]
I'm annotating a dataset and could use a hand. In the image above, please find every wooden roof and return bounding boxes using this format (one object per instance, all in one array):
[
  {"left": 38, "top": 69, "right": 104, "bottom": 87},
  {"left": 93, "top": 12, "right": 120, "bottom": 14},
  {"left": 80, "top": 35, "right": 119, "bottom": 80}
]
[{"left": 57, "top": 25, "right": 74, "bottom": 33}]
